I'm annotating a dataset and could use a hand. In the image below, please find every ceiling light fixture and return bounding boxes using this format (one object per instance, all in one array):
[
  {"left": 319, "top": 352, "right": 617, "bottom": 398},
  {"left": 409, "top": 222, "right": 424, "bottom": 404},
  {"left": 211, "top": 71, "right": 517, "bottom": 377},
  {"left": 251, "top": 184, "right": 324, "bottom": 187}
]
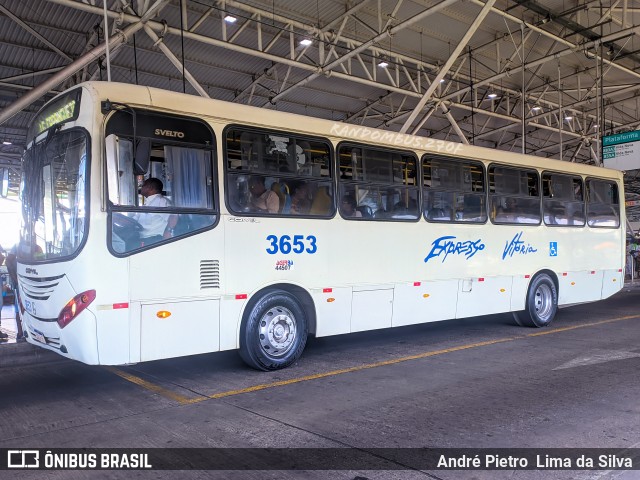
[
  {"left": 565, "top": 116, "right": 573, "bottom": 121},
  {"left": 223, "top": 14, "right": 237, "bottom": 23},
  {"left": 2, "top": 141, "right": 11, "bottom": 145},
  {"left": 299, "top": 38, "right": 313, "bottom": 47},
  {"left": 378, "top": 60, "right": 389, "bottom": 68},
  {"left": 532, "top": 106, "right": 542, "bottom": 112},
  {"left": 488, "top": 93, "right": 498, "bottom": 99}
]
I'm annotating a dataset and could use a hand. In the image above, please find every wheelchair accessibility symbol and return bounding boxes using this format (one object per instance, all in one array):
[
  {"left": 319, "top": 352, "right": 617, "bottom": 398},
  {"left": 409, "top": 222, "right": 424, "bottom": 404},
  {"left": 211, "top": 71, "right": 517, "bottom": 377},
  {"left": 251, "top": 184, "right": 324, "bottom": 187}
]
[{"left": 549, "top": 242, "right": 558, "bottom": 257}]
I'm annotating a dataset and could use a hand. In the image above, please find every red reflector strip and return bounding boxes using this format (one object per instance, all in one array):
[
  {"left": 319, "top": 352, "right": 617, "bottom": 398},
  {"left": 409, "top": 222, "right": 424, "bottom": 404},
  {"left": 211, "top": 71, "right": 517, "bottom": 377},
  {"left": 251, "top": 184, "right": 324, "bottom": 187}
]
[
  {"left": 235, "top": 294, "right": 247, "bottom": 300},
  {"left": 618, "top": 269, "right": 623, "bottom": 272},
  {"left": 113, "top": 303, "right": 129, "bottom": 309},
  {"left": 525, "top": 275, "right": 531, "bottom": 279},
  {"left": 323, "top": 288, "right": 332, "bottom": 293},
  {"left": 478, "top": 278, "right": 485, "bottom": 282},
  {"left": 590, "top": 271, "right": 596, "bottom": 275},
  {"left": 562, "top": 273, "right": 568, "bottom": 276},
  {"left": 413, "top": 282, "right": 421, "bottom": 286}
]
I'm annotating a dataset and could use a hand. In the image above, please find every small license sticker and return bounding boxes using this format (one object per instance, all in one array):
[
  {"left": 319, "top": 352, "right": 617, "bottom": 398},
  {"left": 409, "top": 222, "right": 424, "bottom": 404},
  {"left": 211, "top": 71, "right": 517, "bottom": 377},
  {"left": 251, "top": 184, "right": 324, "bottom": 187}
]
[{"left": 275, "top": 260, "right": 294, "bottom": 271}]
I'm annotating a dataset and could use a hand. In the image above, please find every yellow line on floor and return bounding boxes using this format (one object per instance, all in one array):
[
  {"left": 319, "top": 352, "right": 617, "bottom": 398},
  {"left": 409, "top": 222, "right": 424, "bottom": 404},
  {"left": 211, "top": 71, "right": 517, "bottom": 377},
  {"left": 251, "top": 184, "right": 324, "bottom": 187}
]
[
  {"left": 204, "top": 336, "right": 518, "bottom": 400},
  {"left": 105, "top": 366, "right": 196, "bottom": 404},
  {"left": 526, "top": 314, "right": 640, "bottom": 337},
  {"left": 108, "top": 313, "right": 640, "bottom": 404}
]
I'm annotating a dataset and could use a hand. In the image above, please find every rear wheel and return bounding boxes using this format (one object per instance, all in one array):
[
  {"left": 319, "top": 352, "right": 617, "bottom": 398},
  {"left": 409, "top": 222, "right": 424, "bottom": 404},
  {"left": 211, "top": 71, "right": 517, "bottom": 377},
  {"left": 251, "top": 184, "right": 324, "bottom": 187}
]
[
  {"left": 513, "top": 273, "right": 558, "bottom": 328},
  {"left": 239, "top": 290, "right": 308, "bottom": 371}
]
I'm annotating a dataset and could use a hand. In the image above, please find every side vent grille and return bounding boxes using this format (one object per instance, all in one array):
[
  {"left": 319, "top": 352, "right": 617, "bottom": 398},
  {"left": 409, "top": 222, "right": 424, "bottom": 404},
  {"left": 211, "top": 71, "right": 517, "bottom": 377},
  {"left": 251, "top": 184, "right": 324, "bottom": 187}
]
[{"left": 200, "top": 260, "right": 220, "bottom": 289}]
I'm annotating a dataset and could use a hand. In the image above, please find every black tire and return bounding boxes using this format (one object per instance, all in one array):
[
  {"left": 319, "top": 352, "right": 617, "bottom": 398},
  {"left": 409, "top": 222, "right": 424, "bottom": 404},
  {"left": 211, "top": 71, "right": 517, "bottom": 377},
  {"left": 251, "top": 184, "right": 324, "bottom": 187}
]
[
  {"left": 513, "top": 273, "right": 558, "bottom": 328},
  {"left": 239, "top": 290, "right": 308, "bottom": 371}
]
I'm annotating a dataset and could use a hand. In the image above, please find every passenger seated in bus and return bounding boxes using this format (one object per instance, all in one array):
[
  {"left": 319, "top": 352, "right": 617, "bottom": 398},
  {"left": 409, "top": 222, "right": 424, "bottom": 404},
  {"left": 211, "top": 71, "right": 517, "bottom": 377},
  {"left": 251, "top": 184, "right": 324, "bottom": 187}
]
[
  {"left": 249, "top": 176, "right": 279, "bottom": 213},
  {"left": 544, "top": 204, "right": 566, "bottom": 225},
  {"left": 427, "top": 207, "right": 451, "bottom": 221},
  {"left": 392, "top": 198, "right": 418, "bottom": 219},
  {"left": 462, "top": 195, "right": 482, "bottom": 219},
  {"left": 309, "top": 186, "right": 331, "bottom": 215},
  {"left": 495, "top": 197, "right": 518, "bottom": 222},
  {"left": 134, "top": 177, "right": 178, "bottom": 243},
  {"left": 356, "top": 205, "right": 373, "bottom": 218},
  {"left": 270, "top": 181, "right": 291, "bottom": 213},
  {"left": 341, "top": 194, "right": 362, "bottom": 217},
  {"left": 503, "top": 197, "right": 517, "bottom": 214},
  {"left": 394, "top": 197, "right": 417, "bottom": 213},
  {"left": 289, "top": 181, "right": 311, "bottom": 215}
]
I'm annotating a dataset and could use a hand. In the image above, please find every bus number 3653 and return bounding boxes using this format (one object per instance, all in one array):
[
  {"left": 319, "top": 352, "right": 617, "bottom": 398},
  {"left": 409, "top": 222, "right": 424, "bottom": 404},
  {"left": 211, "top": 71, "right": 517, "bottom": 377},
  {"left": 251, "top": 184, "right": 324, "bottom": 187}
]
[{"left": 266, "top": 235, "right": 317, "bottom": 254}]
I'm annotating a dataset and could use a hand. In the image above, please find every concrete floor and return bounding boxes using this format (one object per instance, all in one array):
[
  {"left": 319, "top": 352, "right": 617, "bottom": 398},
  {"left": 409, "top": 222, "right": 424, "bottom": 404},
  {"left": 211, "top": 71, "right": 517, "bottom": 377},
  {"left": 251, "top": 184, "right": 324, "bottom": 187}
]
[{"left": 2, "top": 287, "right": 640, "bottom": 479}]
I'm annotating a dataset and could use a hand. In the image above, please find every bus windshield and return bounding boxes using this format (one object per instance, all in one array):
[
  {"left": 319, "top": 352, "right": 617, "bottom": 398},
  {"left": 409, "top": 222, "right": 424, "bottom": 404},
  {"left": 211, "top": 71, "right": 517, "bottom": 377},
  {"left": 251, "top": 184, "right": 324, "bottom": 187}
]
[{"left": 19, "top": 129, "right": 89, "bottom": 262}]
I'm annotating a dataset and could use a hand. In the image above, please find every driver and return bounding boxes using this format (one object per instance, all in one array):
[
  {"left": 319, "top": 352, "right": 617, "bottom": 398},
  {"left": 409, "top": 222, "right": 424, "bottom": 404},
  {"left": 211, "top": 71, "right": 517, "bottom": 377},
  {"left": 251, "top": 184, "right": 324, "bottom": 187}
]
[{"left": 134, "top": 178, "right": 177, "bottom": 243}]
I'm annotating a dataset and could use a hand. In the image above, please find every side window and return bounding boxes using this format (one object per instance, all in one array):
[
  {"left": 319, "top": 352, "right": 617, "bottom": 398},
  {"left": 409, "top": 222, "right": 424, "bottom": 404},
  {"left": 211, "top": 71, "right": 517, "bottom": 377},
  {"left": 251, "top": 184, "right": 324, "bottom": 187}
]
[
  {"left": 489, "top": 165, "right": 540, "bottom": 224},
  {"left": 542, "top": 172, "right": 585, "bottom": 226},
  {"left": 105, "top": 111, "right": 217, "bottom": 255},
  {"left": 225, "top": 127, "right": 334, "bottom": 217},
  {"left": 338, "top": 144, "right": 419, "bottom": 220},
  {"left": 586, "top": 179, "right": 620, "bottom": 228},
  {"left": 422, "top": 156, "right": 486, "bottom": 223}
]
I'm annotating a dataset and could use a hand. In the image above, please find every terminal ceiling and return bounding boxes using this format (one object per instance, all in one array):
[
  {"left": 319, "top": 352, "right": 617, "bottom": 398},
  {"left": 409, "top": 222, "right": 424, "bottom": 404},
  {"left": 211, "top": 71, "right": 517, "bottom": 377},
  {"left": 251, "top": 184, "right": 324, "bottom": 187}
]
[{"left": 1, "top": 0, "right": 640, "bottom": 203}]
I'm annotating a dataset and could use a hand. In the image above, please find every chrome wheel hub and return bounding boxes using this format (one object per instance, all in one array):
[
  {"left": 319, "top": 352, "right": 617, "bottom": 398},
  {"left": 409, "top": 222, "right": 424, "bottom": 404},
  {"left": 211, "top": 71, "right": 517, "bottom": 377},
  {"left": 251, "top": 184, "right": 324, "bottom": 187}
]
[
  {"left": 534, "top": 283, "right": 553, "bottom": 322},
  {"left": 258, "top": 306, "right": 297, "bottom": 357}
]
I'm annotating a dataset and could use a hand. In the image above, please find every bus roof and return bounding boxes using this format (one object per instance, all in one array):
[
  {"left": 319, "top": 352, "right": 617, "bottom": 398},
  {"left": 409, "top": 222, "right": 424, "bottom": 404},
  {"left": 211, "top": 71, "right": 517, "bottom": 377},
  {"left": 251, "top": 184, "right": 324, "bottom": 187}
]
[{"left": 79, "top": 81, "right": 621, "bottom": 181}]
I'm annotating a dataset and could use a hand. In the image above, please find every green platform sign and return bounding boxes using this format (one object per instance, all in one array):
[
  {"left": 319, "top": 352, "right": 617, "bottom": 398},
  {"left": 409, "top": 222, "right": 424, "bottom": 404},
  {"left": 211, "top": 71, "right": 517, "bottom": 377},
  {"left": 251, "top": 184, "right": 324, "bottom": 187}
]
[{"left": 602, "top": 131, "right": 640, "bottom": 171}]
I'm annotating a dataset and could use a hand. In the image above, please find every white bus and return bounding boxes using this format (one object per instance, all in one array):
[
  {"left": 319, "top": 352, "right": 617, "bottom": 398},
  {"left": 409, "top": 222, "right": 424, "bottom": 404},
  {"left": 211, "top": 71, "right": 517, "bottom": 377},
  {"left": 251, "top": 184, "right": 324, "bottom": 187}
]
[{"left": 16, "top": 81, "right": 624, "bottom": 370}]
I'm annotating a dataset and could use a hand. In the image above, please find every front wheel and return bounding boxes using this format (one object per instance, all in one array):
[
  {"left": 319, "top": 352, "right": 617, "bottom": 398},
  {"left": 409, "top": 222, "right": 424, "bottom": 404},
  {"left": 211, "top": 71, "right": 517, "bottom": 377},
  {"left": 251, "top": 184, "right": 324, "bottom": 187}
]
[
  {"left": 513, "top": 273, "right": 558, "bottom": 328},
  {"left": 239, "top": 290, "right": 308, "bottom": 371}
]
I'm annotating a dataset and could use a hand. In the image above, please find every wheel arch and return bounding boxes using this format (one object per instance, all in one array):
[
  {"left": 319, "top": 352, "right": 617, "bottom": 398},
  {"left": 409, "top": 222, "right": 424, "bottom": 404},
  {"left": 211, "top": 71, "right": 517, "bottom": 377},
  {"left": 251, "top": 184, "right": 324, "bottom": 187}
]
[
  {"left": 239, "top": 283, "right": 317, "bottom": 345},
  {"left": 531, "top": 269, "right": 559, "bottom": 294}
]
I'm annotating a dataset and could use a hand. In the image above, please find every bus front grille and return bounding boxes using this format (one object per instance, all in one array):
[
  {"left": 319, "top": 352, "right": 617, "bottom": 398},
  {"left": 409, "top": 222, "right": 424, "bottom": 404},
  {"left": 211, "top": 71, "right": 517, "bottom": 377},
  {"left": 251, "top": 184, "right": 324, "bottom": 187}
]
[
  {"left": 19, "top": 274, "right": 65, "bottom": 301},
  {"left": 200, "top": 260, "right": 220, "bottom": 289}
]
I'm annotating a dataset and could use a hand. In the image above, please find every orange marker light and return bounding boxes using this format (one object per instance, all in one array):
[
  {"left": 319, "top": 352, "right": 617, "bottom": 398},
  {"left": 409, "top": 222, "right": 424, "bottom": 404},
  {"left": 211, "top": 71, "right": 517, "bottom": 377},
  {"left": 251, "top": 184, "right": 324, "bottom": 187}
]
[
  {"left": 423, "top": 294, "right": 430, "bottom": 298},
  {"left": 157, "top": 310, "right": 172, "bottom": 318},
  {"left": 327, "top": 298, "right": 335, "bottom": 303}
]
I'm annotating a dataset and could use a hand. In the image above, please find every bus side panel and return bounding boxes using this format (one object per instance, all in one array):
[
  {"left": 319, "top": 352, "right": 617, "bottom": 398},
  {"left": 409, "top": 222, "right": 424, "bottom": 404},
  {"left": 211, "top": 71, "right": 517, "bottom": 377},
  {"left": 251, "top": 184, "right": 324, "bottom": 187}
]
[
  {"left": 510, "top": 275, "right": 529, "bottom": 312},
  {"left": 139, "top": 299, "right": 220, "bottom": 362},
  {"left": 601, "top": 269, "right": 623, "bottom": 299},
  {"left": 127, "top": 231, "right": 224, "bottom": 360},
  {"left": 219, "top": 296, "right": 246, "bottom": 350},
  {"left": 312, "top": 287, "right": 351, "bottom": 337},
  {"left": 558, "top": 270, "right": 603, "bottom": 305},
  {"left": 392, "top": 280, "right": 458, "bottom": 327},
  {"left": 129, "top": 301, "right": 142, "bottom": 363},
  {"left": 351, "top": 286, "right": 393, "bottom": 333},
  {"left": 455, "top": 276, "right": 512, "bottom": 319},
  {"left": 96, "top": 308, "right": 130, "bottom": 364}
]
